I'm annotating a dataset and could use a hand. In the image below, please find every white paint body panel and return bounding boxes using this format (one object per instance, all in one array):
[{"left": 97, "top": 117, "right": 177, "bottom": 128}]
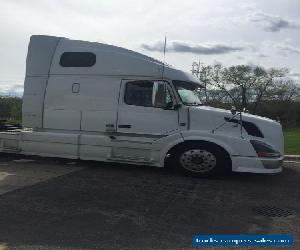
[
  {"left": 23, "top": 35, "right": 200, "bottom": 129},
  {"left": 43, "top": 76, "right": 120, "bottom": 131},
  {"left": 22, "top": 76, "right": 48, "bottom": 128},
  {"left": 20, "top": 131, "right": 79, "bottom": 159},
  {"left": 188, "top": 106, "right": 284, "bottom": 155},
  {"left": 0, "top": 35, "right": 284, "bottom": 175}
]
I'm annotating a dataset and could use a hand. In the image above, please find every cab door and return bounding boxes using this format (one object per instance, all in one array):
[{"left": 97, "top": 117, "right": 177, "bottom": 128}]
[{"left": 112, "top": 79, "right": 181, "bottom": 162}]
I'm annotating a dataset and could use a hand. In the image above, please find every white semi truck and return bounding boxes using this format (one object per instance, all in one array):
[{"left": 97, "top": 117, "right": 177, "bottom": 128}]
[{"left": 0, "top": 35, "right": 284, "bottom": 176}]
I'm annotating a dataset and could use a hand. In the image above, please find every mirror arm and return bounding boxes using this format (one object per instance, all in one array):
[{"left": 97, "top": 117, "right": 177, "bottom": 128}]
[{"left": 174, "top": 103, "right": 182, "bottom": 110}]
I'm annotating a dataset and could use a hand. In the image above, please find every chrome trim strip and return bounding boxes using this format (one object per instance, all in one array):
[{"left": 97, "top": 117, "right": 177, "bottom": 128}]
[{"left": 33, "top": 128, "right": 168, "bottom": 139}]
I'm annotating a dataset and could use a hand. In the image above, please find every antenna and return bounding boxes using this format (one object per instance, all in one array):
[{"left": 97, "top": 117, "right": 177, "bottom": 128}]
[{"left": 161, "top": 35, "right": 167, "bottom": 79}]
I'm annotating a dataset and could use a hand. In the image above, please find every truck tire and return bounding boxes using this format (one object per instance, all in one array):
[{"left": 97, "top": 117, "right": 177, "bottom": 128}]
[{"left": 170, "top": 142, "right": 231, "bottom": 177}]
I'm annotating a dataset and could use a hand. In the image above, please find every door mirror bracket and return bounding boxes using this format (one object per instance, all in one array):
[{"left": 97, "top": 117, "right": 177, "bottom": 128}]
[
  {"left": 163, "top": 102, "right": 174, "bottom": 110},
  {"left": 174, "top": 104, "right": 182, "bottom": 110}
]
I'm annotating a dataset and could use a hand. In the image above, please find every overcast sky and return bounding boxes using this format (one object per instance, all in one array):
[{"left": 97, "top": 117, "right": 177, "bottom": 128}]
[{"left": 0, "top": 0, "right": 299, "bottom": 95}]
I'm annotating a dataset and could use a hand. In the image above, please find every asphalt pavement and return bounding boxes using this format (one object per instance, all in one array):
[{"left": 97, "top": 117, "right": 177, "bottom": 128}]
[{"left": 0, "top": 154, "right": 299, "bottom": 250}]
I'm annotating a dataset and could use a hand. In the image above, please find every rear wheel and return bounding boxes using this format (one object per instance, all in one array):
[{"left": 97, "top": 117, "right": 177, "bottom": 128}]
[{"left": 170, "top": 142, "right": 231, "bottom": 177}]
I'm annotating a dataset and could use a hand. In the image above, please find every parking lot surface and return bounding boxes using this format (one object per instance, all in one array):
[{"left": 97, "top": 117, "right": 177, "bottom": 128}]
[{"left": 0, "top": 154, "right": 299, "bottom": 250}]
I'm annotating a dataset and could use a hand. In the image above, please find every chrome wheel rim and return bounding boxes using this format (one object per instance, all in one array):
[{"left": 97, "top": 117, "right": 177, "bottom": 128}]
[{"left": 179, "top": 149, "right": 217, "bottom": 173}]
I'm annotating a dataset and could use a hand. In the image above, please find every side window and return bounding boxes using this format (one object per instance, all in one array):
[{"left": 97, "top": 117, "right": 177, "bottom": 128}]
[
  {"left": 152, "top": 82, "right": 173, "bottom": 108},
  {"left": 124, "top": 80, "right": 173, "bottom": 108},
  {"left": 60, "top": 52, "right": 96, "bottom": 67},
  {"left": 125, "top": 81, "right": 153, "bottom": 107}
]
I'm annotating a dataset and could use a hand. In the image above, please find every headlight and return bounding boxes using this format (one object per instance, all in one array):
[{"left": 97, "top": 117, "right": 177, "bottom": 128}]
[{"left": 250, "top": 140, "right": 281, "bottom": 158}]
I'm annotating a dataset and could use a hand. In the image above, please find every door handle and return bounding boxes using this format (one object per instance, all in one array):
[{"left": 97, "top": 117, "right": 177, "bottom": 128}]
[
  {"left": 105, "top": 124, "right": 116, "bottom": 132},
  {"left": 118, "top": 125, "right": 131, "bottom": 128}
]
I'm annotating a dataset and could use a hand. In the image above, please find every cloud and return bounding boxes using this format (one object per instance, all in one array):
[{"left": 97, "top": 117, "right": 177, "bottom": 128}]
[
  {"left": 249, "top": 12, "right": 299, "bottom": 32},
  {"left": 287, "top": 72, "right": 300, "bottom": 83},
  {"left": 257, "top": 53, "right": 268, "bottom": 58},
  {"left": 237, "top": 2, "right": 257, "bottom": 11},
  {"left": 277, "top": 45, "right": 300, "bottom": 54},
  {"left": 289, "top": 72, "right": 300, "bottom": 77},
  {"left": 0, "top": 84, "right": 23, "bottom": 97},
  {"left": 141, "top": 41, "right": 245, "bottom": 55}
]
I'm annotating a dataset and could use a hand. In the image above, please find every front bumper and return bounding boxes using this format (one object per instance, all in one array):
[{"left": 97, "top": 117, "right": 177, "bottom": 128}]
[
  {"left": 261, "top": 157, "right": 284, "bottom": 169},
  {"left": 232, "top": 155, "right": 284, "bottom": 174}
]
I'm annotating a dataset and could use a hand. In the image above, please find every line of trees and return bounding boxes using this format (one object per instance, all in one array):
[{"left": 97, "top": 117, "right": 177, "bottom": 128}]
[
  {"left": 192, "top": 63, "right": 300, "bottom": 128},
  {"left": 0, "top": 96, "right": 22, "bottom": 122}
]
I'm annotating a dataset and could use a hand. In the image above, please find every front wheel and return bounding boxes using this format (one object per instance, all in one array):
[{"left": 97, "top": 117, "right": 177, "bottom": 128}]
[{"left": 170, "top": 143, "right": 231, "bottom": 177}]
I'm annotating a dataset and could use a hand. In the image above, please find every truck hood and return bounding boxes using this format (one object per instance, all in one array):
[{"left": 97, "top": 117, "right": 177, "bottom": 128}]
[{"left": 188, "top": 106, "right": 284, "bottom": 154}]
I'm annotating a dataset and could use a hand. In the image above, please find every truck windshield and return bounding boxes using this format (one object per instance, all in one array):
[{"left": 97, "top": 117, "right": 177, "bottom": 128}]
[{"left": 173, "top": 80, "right": 202, "bottom": 106}]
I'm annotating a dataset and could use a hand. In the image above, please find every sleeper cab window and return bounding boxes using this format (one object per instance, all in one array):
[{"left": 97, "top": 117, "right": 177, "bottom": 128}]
[
  {"left": 124, "top": 80, "right": 173, "bottom": 109},
  {"left": 59, "top": 52, "right": 96, "bottom": 67}
]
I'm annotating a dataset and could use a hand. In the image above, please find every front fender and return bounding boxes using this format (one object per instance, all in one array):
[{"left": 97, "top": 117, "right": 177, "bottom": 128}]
[
  {"left": 181, "top": 130, "right": 257, "bottom": 157},
  {"left": 157, "top": 130, "right": 257, "bottom": 167},
  {"left": 158, "top": 132, "right": 237, "bottom": 167}
]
